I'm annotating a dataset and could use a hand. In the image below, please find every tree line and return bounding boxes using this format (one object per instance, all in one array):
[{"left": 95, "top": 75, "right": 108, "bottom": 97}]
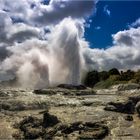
[{"left": 84, "top": 68, "right": 140, "bottom": 88}]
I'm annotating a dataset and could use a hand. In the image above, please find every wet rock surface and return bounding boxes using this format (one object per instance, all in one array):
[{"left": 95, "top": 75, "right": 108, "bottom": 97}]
[
  {"left": 0, "top": 85, "right": 140, "bottom": 139},
  {"left": 13, "top": 113, "right": 109, "bottom": 140},
  {"left": 104, "top": 100, "right": 135, "bottom": 114},
  {"left": 115, "top": 83, "right": 140, "bottom": 91},
  {"left": 57, "top": 84, "right": 87, "bottom": 90},
  {"left": 104, "top": 94, "right": 140, "bottom": 115},
  {"left": 136, "top": 101, "right": 140, "bottom": 116}
]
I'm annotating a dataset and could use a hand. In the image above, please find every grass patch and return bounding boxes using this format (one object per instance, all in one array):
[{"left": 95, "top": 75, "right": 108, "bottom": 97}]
[{"left": 94, "top": 76, "right": 128, "bottom": 89}]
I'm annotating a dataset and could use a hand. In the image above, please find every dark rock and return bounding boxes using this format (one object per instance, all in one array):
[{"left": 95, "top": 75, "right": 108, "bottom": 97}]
[
  {"left": 13, "top": 114, "right": 108, "bottom": 140},
  {"left": 61, "top": 121, "right": 83, "bottom": 134},
  {"left": 104, "top": 104, "right": 117, "bottom": 111},
  {"left": 75, "top": 90, "right": 96, "bottom": 96},
  {"left": 13, "top": 116, "right": 44, "bottom": 139},
  {"left": 57, "top": 84, "right": 87, "bottom": 90},
  {"left": 129, "top": 95, "right": 140, "bottom": 105},
  {"left": 18, "top": 116, "right": 42, "bottom": 130},
  {"left": 79, "top": 123, "right": 109, "bottom": 140},
  {"left": 61, "top": 122, "right": 109, "bottom": 139},
  {"left": 43, "top": 111, "right": 60, "bottom": 128},
  {"left": 1, "top": 103, "right": 10, "bottom": 110},
  {"left": 82, "top": 101, "right": 93, "bottom": 106},
  {"left": 124, "top": 115, "right": 133, "bottom": 121},
  {"left": 63, "top": 90, "right": 96, "bottom": 96},
  {"left": 135, "top": 101, "right": 140, "bottom": 116},
  {"left": 104, "top": 100, "right": 135, "bottom": 114},
  {"left": 44, "top": 127, "right": 58, "bottom": 139},
  {"left": 34, "top": 89, "right": 56, "bottom": 95},
  {"left": 24, "top": 127, "right": 44, "bottom": 139}
]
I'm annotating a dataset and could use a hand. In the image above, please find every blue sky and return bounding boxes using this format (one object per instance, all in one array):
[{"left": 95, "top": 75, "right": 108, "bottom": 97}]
[{"left": 85, "top": 1, "right": 140, "bottom": 49}]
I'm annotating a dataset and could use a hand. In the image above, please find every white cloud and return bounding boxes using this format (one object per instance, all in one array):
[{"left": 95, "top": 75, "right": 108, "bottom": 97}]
[
  {"left": 0, "top": 0, "right": 96, "bottom": 47},
  {"left": 130, "top": 18, "right": 140, "bottom": 28},
  {"left": 0, "top": 10, "right": 41, "bottom": 46},
  {"left": 84, "top": 27, "right": 140, "bottom": 71},
  {"left": 29, "top": 0, "right": 96, "bottom": 26}
]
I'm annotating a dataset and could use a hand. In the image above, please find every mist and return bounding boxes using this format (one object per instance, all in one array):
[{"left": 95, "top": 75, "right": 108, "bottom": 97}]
[
  {"left": 0, "top": 18, "right": 88, "bottom": 88},
  {"left": 0, "top": 0, "right": 96, "bottom": 89}
]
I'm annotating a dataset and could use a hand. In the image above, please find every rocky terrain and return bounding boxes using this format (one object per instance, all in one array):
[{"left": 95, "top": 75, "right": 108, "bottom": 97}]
[{"left": 0, "top": 84, "right": 140, "bottom": 139}]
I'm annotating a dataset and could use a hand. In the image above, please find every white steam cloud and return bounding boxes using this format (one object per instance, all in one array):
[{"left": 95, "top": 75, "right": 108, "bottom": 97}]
[
  {"left": 0, "top": 0, "right": 95, "bottom": 88},
  {"left": 1, "top": 18, "right": 87, "bottom": 88}
]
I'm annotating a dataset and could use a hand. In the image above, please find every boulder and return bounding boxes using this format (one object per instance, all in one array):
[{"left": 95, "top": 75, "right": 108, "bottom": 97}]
[
  {"left": 13, "top": 116, "right": 44, "bottom": 139},
  {"left": 57, "top": 84, "right": 87, "bottom": 90},
  {"left": 104, "top": 100, "right": 135, "bottom": 114},
  {"left": 43, "top": 111, "right": 60, "bottom": 128},
  {"left": 61, "top": 122, "right": 109, "bottom": 139},
  {"left": 24, "top": 127, "right": 44, "bottom": 139},
  {"left": 129, "top": 95, "right": 140, "bottom": 105},
  {"left": 135, "top": 101, "right": 140, "bottom": 116},
  {"left": 34, "top": 89, "right": 56, "bottom": 95},
  {"left": 79, "top": 123, "right": 108, "bottom": 139}
]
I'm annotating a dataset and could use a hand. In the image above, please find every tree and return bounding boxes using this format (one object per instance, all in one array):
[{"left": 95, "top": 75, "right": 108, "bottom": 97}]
[
  {"left": 99, "top": 71, "right": 109, "bottom": 81},
  {"left": 84, "top": 71, "right": 99, "bottom": 87},
  {"left": 109, "top": 68, "right": 120, "bottom": 76},
  {"left": 120, "top": 69, "right": 135, "bottom": 81}
]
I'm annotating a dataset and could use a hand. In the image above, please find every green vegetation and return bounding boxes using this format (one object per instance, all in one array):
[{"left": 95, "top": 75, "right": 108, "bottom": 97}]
[
  {"left": 84, "top": 68, "right": 140, "bottom": 89},
  {"left": 84, "top": 70, "right": 99, "bottom": 87}
]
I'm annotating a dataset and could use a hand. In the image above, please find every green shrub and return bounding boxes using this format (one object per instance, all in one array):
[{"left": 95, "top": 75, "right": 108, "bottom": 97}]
[
  {"left": 84, "top": 71, "right": 99, "bottom": 87},
  {"left": 109, "top": 68, "right": 120, "bottom": 76},
  {"left": 120, "top": 70, "right": 135, "bottom": 81},
  {"left": 94, "top": 75, "right": 127, "bottom": 89},
  {"left": 130, "top": 70, "right": 140, "bottom": 84},
  {"left": 99, "top": 71, "right": 109, "bottom": 81}
]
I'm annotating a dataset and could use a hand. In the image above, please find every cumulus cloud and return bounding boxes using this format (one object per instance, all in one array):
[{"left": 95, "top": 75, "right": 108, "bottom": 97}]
[
  {"left": 84, "top": 27, "right": 140, "bottom": 71},
  {"left": 130, "top": 18, "right": 140, "bottom": 28},
  {"left": 0, "top": 0, "right": 95, "bottom": 49},
  {"left": 0, "top": 0, "right": 95, "bottom": 26},
  {"left": 0, "top": 0, "right": 32, "bottom": 20},
  {"left": 30, "top": 0, "right": 95, "bottom": 25},
  {"left": 0, "top": 10, "right": 41, "bottom": 47}
]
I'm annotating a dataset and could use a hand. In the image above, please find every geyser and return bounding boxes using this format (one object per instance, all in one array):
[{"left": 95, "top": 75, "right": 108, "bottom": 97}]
[
  {"left": 0, "top": 0, "right": 96, "bottom": 89},
  {"left": 1, "top": 18, "right": 87, "bottom": 89}
]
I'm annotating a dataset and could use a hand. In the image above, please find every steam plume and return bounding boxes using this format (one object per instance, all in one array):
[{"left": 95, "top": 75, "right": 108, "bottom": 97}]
[
  {"left": 1, "top": 18, "right": 87, "bottom": 88},
  {"left": 0, "top": 0, "right": 95, "bottom": 88}
]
